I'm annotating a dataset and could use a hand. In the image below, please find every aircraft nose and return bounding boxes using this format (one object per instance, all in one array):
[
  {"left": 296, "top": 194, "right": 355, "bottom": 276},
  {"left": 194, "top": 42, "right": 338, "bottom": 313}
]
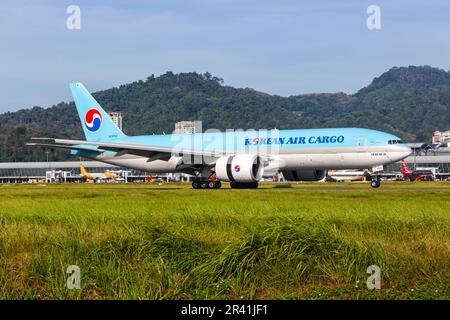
[
  {"left": 396, "top": 145, "right": 412, "bottom": 161},
  {"left": 402, "top": 145, "right": 412, "bottom": 156}
]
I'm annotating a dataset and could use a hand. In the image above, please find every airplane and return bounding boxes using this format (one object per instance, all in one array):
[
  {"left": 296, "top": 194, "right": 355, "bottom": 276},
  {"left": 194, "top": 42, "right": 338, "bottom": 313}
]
[
  {"left": 326, "top": 170, "right": 368, "bottom": 182},
  {"left": 400, "top": 160, "right": 434, "bottom": 181},
  {"left": 79, "top": 163, "right": 118, "bottom": 182},
  {"left": 27, "top": 82, "right": 412, "bottom": 189}
]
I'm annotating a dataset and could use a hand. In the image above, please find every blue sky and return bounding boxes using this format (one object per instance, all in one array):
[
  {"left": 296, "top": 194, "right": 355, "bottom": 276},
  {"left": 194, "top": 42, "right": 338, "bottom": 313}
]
[{"left": 1, "top": 0, "right": 450, "bottom": 112}]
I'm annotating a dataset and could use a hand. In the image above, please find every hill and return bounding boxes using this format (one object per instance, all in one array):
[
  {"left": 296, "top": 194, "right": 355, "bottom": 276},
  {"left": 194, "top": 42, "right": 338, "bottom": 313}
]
[{"left": 0, "top": 66, "right": 449, "bottom": 161}]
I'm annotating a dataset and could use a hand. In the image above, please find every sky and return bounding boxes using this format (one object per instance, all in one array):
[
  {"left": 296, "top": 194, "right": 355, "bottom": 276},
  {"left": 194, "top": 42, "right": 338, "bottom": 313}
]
[{"left": 1, "top": 0, "right": 450, "bottom": 112}]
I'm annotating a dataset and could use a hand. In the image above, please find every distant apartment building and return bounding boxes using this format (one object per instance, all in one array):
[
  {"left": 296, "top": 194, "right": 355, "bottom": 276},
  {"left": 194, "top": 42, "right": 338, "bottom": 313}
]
[
  {"left": 173, "top": 121, "right": 202, "bottom": 134},
  {"left": 443, "top": 131, "right": 450, "bottom": 144},
  {"left": 432, "top": 131, "right": 441, "bottom": 144},
  {"left": 432, "top": 130, "right": 450, "bottom": 144},
  {"left": 107, "top": 112, "right": 123, "bottom": 130}
]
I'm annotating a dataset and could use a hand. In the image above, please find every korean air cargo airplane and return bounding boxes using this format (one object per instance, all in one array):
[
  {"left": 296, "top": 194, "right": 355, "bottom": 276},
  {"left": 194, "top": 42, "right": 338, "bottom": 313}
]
[{"left": 27, "top": 83, "right": 412, "bottom": 189}]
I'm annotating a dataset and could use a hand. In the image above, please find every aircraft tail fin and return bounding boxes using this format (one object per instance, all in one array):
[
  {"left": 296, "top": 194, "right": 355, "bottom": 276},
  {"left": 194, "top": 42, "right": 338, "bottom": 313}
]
[
  {"left": 69, "top": 82, "right": 126, "bottom": 141},
  {"left": 400, "top": 160, "right": 411, "bottom": 175},
  {"left": 79, "top": 163, "right": 88, "bottom": 176}
]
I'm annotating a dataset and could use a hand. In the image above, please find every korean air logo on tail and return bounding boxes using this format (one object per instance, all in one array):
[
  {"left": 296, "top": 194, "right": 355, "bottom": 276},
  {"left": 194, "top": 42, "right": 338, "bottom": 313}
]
[{"left": 85, "top": 109, "right": 102, "bottom": 132}]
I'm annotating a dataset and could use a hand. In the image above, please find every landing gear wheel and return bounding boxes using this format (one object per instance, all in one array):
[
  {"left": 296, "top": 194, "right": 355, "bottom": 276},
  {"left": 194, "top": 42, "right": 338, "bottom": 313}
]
[
  {"left": 214, "top": 181, "right": 222, "bottom": 189},
  {"left": 370, "top": 179, "right": 381, "bottom": 188},
  {"left": 192, "top": 181, "right": 200, "bottom": 189},
  {"left": 200, "top": 181, "right": 209, "bottom": 189},
  {"left": 208, "top": 181, "right": 216, "bottom": 189}
]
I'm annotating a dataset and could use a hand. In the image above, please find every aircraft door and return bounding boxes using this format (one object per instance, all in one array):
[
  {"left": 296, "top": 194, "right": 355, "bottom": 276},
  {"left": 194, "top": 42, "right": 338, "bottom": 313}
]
[{"left": 356, "top": 137, "right": 367, "bottom": 152}]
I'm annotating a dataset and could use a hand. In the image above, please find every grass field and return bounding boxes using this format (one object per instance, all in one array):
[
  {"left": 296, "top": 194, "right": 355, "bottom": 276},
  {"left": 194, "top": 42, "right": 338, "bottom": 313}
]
[{"left": 0, "top": 182, "right": 449, "bottom": 300}]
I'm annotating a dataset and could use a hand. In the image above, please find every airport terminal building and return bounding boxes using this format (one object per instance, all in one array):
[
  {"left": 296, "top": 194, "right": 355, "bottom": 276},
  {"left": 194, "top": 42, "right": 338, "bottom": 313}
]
[
  {"left": 0, "top": 161, "right": 125, "bottom": 183},
  {"left": 385, "top": 145, "right": 450, "bottom": 178},
  {"left": 0, "top": 161, "right": 188, "bottom": 183}
]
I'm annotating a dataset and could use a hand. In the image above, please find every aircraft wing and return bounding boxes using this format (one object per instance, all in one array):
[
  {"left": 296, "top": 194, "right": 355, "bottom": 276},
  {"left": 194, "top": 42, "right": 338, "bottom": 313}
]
[{"left": 28, "top": 138, "right": 221, "bottom": 160}]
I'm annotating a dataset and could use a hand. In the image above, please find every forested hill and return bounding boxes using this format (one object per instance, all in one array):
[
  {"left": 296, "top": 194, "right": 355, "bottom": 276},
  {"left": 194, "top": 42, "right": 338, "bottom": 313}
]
[{"left": 1, "top": 66, "right": 449, "bottom": 162}]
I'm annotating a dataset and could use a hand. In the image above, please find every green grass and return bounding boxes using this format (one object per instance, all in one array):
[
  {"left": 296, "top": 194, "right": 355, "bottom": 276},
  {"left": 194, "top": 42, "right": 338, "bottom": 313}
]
[{"left": 0, "top": 182, "right": 449, "bottom": 299}]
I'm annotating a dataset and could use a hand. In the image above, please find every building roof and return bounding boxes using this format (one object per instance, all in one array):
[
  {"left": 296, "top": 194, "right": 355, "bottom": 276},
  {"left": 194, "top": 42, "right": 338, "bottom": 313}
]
[
  {"left": 435, "top": 147, "right": 450, "bottom": 154},
  {"left": 407, "top": 143, "right": 428, "bottom": 149},
  {"left": 404, "top": 155, "right": 450, "bottom": 164},
  {"left": 0, "top": 161, "right": 118, "bottom": 169}
]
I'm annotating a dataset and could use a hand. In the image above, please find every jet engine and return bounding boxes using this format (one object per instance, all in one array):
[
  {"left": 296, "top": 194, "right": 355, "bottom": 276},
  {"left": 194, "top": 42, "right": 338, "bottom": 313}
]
[
  {"left": 215, "top": 155, "right": 264, "bottom": 182},
  {"left": 282, "top": 169, "right": 327, "bottom": 181}
]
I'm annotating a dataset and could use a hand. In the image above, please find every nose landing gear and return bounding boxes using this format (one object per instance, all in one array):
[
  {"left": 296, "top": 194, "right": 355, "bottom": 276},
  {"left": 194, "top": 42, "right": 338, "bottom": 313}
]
[{"left": 370, "top": 176, "right": 381, "bottom": 188}]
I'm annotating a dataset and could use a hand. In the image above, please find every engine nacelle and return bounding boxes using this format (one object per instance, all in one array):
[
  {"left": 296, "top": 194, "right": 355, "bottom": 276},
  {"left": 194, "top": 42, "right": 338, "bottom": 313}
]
[
  {"left": 282, "top": 169, "right": 327, "bottom": 182},
  {"left": 215, "top": 155, "right": 264, "bottom": 182}
]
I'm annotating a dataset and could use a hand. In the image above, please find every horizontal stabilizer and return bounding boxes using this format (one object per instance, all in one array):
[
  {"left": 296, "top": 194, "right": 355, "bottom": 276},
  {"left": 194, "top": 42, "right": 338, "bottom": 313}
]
[{"left": 26, "top": 142, "right": 103, "bottom": 153}]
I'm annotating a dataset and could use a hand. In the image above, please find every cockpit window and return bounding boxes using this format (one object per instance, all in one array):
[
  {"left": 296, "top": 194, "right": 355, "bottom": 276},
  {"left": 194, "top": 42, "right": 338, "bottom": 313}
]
[{"left": 388, "top": 139, "right": 404, "bottom": 144}]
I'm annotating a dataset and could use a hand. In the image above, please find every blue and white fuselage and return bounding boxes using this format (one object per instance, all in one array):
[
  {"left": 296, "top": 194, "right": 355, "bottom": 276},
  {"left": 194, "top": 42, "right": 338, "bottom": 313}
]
[{"left": 78, "top": 128, "right": 410, "bottom": 172}]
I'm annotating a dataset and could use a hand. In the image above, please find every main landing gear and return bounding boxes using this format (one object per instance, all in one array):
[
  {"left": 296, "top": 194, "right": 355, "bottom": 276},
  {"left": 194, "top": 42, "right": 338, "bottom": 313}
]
[
  {"left": 191, "top": 179, "right": 259, "bottom": 189},
  {"left": 192, "top": 179, "right": 222, "bottom": 189}
]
